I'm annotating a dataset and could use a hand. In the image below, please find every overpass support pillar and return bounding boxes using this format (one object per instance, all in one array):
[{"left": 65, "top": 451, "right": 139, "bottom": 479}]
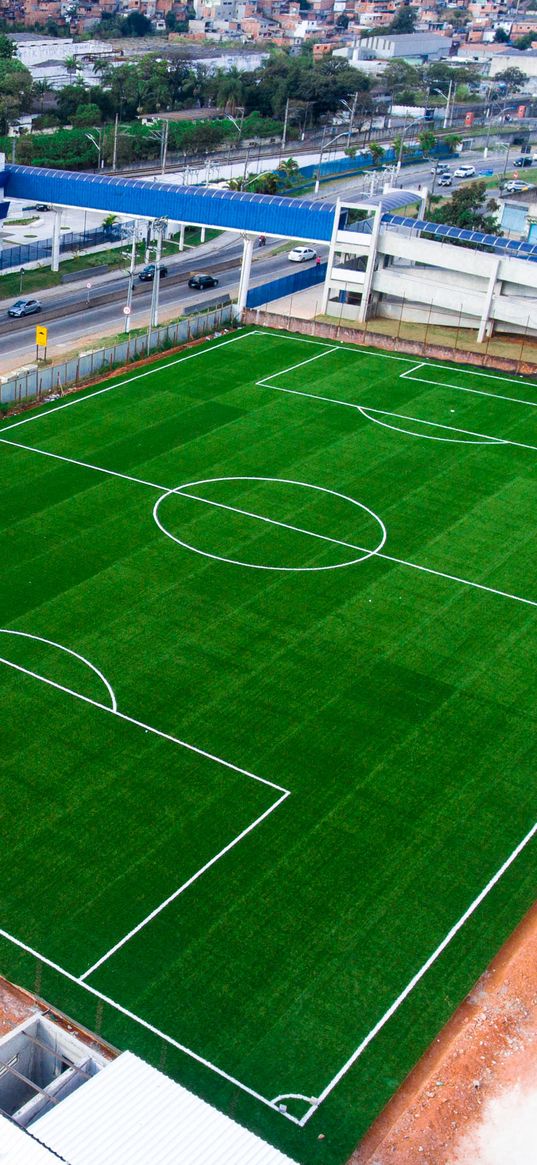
[
  {"left": 237, "top": 233, "right": 255, "bottom": 315},
  {"left": 477, "top": 258, "right": 500, "bottom": 343},
  {"left": 179, "top": 223, "right": 185, "bottom": 251},
  {"left": 51, "top": 208, "right": 62, "bottom": 273}
]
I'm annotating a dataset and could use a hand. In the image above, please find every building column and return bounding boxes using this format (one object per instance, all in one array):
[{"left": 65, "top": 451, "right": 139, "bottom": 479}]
[
  {"left": 51, "top": 207, "right": 62, "bottom": 273},
  {"left": 236, "top": 234, "right": 255, "bottom": 315},
  {"left": 358, "top": 206, "right": 382, "bottom": 324},
  {"left": 477, "top": 258, "right": 500, "bottom": 343},
  {"left": 320, "top": 197, "right": 342, "bottom": 315},
  {"left": 179, "top": 223, "right": 185, "bottom": 252},
  {"left": 200, "top": 226, "right": 206, "bottom": 243}
]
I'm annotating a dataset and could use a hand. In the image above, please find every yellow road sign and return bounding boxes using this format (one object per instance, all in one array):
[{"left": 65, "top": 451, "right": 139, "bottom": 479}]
[{"left": 35, "top": 325, "right": 48, "bottom": 346}]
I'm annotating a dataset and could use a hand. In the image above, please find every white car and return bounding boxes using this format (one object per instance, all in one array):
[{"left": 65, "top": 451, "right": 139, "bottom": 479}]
[
  {"left": 454, "top": 165, "right": 476, "bottom": 178},
  {"left": 288, "top": 246, "right": 317, "bottom": 262}
]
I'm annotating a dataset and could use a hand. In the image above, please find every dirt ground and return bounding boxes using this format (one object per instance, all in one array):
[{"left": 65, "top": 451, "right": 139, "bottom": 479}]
[{"left": 352, "top": 901, "right": 537, "bottom": 1165}]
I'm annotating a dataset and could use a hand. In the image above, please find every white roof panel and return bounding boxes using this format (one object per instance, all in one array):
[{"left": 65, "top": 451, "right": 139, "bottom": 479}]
[
  {"left": 0, "top": 1115, "right": 57, "bottom": 1163},
  {"left": 33, "top": 1051, "right": 300, "bottom": 1165}
]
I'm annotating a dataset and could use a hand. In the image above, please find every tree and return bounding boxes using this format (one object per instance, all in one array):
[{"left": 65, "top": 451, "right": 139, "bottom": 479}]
[
  {"left": 0, "top": 34, "right": 15, "bottom": 58},
  {"left": 123, "top": 11, "right": 153, "bottom": 36},
  {"left": 276, "top": 156, "right": 300, "bottom": 188},
  {"left": 494, "top": 67, "right": 526, "bottom": 93},
  {"left": 429, "top": 182, "right": 500, "bottom": 233},
  {"left": 369, "top": 142, "right": 385, "bottom": 166},
  {"left": 389, "top": 5, "right": 417, "bottom": 34},
  {"left": 72, "top": 102, "right": 101, "bottom": 127},
  {"left": 418, "top": 129, "right": 436, "bottom": 155},
  {"left": 32, "top": 78, "right": 53, "bottom": 112},
  {"left": 383, "top": 59, "right": 423, "bottom": 98},
  {"left": 0, "top": 57, "right": 33, "bottom": 133},
  {"left": 494, "top": 27, "right": 509, "bottom": 43}
]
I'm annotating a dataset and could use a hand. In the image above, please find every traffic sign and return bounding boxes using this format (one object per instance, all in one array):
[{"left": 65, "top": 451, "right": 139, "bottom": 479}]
[
  {"left": 123, "top": 305, "right": 131, "bottom": 316},
  {"left": 35, "top": 325, "right": 48, "bottom": 346},
  {"left": 86, "top": 281, "right": 92, "bottom": 289}
]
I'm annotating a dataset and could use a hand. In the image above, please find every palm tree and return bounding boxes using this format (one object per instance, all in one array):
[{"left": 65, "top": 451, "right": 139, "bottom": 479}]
[{"left": 32, "top": 78, "right": 53, "bottom": 112}]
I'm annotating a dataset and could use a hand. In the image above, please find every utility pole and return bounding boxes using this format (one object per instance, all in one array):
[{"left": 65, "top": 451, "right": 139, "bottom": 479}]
[
  {"left": 148, "top": 217, "right": 167, "bottom": 340},
  {"left": 444, "top": 79, "right": 453, "bottom": 130},
  {"left": 160, "top": 119, "right": 169, "bottom": 176},
  {"left": 347, "top": 90, "right": 359, "bottom": 146},
  {"left": 124, "top": 220, "right": 137, "bottom": 334},
  {"left": 281, "top": 97, "right": 290, "bottom": 153},
  {"left": 112, "top": 112, "right": 119, "bottom": 172}
]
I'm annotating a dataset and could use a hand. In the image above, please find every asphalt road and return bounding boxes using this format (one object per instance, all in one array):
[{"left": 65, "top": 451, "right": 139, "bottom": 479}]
[{"left": 0, "top": 244, "right": 320, "bottom": 368}]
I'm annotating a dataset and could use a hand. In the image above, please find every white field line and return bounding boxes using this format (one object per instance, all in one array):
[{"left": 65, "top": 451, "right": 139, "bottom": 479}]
[
  {"left": 256, "top": 377, "right": 364, "bottom": 413},
  {"left": 250, "top": 330, "right": 415, "bottom": 364},
  {"left": 0, "top": 331, "right": 255, "bottom": 434},
  {"left": 403, "top": 359, "right": 537, "bottom": 388},
  {"left": 80, "top": 790, "right": 290, "bottom": 981},
  {"left": 358, "top": 406, "right": 506, "bottom": 445},
  {"left": 260, "top": 346, "right": 338, "bottom": 383},
  {"left": 0, "top": 655, "right": 287, "bottom": 794},
  {"left": 0, "top": 435, "right": 168, "bottom": 491},
  {"left": 0, "top": 923, "right": 302, "bottom": 1126},
  {"left": 400, "top": 363, "right": 425, "bottom": 377},
  {"left": 170, "top": 488, "right": 374, "bottom": 554},
  {"left": 0, "top": 629, "right": 117, "bottom": 711},
  {"left": 359, "top": 407, "right": 537, "bottom": 452},
  {"left": 298, "top": 816, "right": 537, "bottom": 1125},
  {"left": 402, "top": 372, "right": 537, "bottom": 410},
  {"left": 255, "top": 331, "right": 537, "bottom": 383},
  {"left": 2, "top": 429, "right": 535, "bottom": 609}
]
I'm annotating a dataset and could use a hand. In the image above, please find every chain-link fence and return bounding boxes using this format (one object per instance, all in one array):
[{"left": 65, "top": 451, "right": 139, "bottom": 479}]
[{"left": 0, "top": 304, "right": 234, "bottom": 406}]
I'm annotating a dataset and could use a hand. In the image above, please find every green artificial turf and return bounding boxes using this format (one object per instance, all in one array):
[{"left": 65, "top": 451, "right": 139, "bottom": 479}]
[{"left": 0, "top": 327, "right": 536, "bottom": 1164}]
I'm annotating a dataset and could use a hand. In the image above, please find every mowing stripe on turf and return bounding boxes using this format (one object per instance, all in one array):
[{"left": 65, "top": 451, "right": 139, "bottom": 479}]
[{"left": 0, "top": 330, "right": 256, "bottom": 434}]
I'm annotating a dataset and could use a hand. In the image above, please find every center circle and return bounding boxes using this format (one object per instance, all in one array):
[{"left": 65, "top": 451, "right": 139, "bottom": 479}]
[{"left": 153, "top": 476, "right": 387, "bottom": 572}]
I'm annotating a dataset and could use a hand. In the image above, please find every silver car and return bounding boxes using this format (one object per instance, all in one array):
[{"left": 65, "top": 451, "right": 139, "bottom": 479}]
[{"left": 8, "top": 297, "right": 42, "bottom": 318}]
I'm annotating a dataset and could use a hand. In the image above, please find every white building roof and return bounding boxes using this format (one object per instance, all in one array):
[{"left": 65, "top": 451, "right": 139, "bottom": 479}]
[
  {"left": 0, "top": 1115, "right": 57, "bottom": 1163},
  {"left": 32, "top": 1051, "right": 299, "bottom": 1165}
]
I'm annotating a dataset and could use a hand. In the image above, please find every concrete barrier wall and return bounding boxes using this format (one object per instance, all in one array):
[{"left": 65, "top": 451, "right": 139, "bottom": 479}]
[{"left": 242, "top": 308, "right": 537, "bottom": 378}]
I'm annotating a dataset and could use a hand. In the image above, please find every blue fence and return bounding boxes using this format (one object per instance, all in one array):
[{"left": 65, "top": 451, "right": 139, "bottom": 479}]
[
  {"left": 247, "top": 261, "right": 327, "bottom": 309},
  {"left": 0, "top": 223, "right": 130, "bottom": 273},
  {"left": 297, "top": 145, "right": 453, "bottom": 189}
]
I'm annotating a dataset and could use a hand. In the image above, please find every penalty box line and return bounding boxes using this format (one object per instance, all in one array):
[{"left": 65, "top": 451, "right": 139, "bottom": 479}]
[
  {"left": 0, "top": 919, "right": 302, "bottom": 1127},
  {"left": 298, "top": 815, "right": 537, "bottom": 1126}
]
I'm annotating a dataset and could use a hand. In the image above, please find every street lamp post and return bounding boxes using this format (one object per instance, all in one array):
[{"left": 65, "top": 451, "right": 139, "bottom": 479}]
[
  {"left": 85, "top": 128, "right": 102, "bottom": 170},
  {"left": 315, "top": 129, "right": 354, "bottom": 194},
  {"left": 432, "top": 80, "right": 454, "bottom": 130},
  {"left": 124, "top": 219, "right": 138, "bottom": 334}
]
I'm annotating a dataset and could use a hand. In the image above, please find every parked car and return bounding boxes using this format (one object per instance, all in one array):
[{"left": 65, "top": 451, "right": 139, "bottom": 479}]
[
  {"left": 35, "top": 203, "right": 50, "bottom": 212},
  {"left": 8, "top": 297, "right": 42, "bottom": 318},
  {"left": 187, "top": 273, "right": 219, "bottom": 290},
  {"left": 288, "top": 246, "right": 317, "bottom": 262},
  {"left": 514, "top": 156, "right": 533, "bottom": 168},
  {"left": 431, "top": 162, "right": 450, "bottom": 174},
  {"left": 138, "top": 264, "right": 168, "bottom": 281},
  {"left": 438, "top": 175, "right": 452, "bottom": 187},
  {"left": 454, "top": 165, "right": 476, "bottom": 178}
]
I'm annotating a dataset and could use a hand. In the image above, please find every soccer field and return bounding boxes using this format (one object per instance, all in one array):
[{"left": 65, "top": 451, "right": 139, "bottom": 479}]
[{"left": 0, "top": 326, "right": 536, "bottom": 1163}]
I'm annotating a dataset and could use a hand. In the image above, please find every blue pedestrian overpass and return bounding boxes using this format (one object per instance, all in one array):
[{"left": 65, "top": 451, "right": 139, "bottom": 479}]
[{"left": 4, "top": 164, "right": 338, "bottom": 243}]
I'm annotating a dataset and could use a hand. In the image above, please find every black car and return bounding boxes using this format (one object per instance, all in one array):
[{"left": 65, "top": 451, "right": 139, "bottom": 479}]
[
  {"left": 188, "top": 273, "right": 219, "bottom": 290},
  {"left": 514, "top": 156, "right": 533, "bottom": 168},
  {"left": 138, "top": 264, "right": 168, "bottom": 281}
]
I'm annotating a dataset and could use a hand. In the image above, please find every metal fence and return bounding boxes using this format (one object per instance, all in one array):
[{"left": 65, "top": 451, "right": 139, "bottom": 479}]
[
  {"left": 0, "top": 224, "right": 130, "bottom": 273},
  {"left": 0, "top": 303, "right": 234, "bottom": 405},
  {"left": 246, "top": 262, "right": 327, "bottom": 310}
]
